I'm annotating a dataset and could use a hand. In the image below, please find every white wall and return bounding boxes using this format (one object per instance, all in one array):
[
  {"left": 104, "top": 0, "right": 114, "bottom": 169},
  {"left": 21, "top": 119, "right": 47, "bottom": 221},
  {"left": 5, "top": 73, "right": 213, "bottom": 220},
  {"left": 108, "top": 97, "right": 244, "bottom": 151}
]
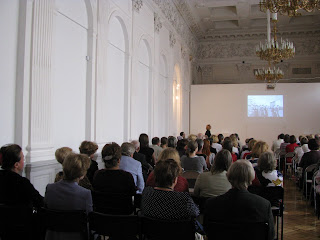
[
  {"left": 190, "top": 83, "right": 320, "bottom": 148},
  {"left": 0, "top": 0, "right": 19, "bottom": 147}
]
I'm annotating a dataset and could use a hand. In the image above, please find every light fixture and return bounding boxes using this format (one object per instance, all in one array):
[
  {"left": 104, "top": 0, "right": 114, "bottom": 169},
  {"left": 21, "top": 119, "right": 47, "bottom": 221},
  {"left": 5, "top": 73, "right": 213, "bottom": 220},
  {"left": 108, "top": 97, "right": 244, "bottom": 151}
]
[
  {"left": 255, "top": 11, "right": 295, "bottom": 64},
  {"left": 175, "top": 96, "right": 179, "bottom": 100},
  {"left": 259, "top": 0, "right": 320, "bottom": 17},
  {"left": 254, "top": 66, "right": 284, "bottom": 82}
]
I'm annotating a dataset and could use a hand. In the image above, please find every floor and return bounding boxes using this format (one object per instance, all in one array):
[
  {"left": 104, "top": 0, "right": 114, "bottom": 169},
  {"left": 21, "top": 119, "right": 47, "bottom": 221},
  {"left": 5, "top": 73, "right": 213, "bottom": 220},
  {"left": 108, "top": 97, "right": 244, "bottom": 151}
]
[{"left": 283, "top": 176, "right": 320, "bottom": 240}]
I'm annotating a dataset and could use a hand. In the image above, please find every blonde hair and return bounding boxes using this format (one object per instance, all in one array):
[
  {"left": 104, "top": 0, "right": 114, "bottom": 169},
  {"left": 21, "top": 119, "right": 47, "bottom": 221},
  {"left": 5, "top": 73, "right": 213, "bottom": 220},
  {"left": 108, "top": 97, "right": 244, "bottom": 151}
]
[
  {"left": 188, "top": 134, "right": 197, "bottom": 141},
  {"left": 79, "top": 141, "right": 98, "bottom": 156},
  {"left": 230, "top": 134, "right": 238, "bottom": 148},
  {"left": 212, "top": 135, "right": 219, "bottom": 143},
  {"left": 157, "top": 148, "right": 182, "bottom": 174},
  {"left": 63, "top": 153, "right": 90, "bottom": 181},
  {"left": 251, "top": 141, "right": 268, "bottom": 158},
  {"left": 55, "top": 147, "right": 72, "bottom": 164},
  {"left": 227, "top": 160, "right": 255, "bottom": 190}
]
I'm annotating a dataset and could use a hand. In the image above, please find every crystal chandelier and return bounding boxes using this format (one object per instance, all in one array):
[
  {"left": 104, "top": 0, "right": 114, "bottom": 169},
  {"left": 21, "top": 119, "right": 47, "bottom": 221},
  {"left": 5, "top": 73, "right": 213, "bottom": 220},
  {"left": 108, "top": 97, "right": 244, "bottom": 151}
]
[
  {"left": 254, "top": 67, "right": 284, "bottom": 82},
  {"left": 255, "top": 12, "right": 295, "bottom": 64},
  {"left": 259, "top": 0, "right": 320, "bottom": 17}
]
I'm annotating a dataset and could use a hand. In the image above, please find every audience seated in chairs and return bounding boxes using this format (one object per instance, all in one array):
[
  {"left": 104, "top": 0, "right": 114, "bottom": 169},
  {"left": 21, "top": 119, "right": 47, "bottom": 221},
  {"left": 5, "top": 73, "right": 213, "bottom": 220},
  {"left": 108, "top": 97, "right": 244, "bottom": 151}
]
[
  {"left": 299, "top": 139, "right": 320, "bottom": 174},
  {"left": 92, "top": 143, "right": 136, "bottom": 215},
  {"left": 44, "top": 152, "right": 92, "bottom": 240},
  {"left": 54, "top": 147, "right": 72, "bottom": 182},
  {"left": 271, "top": 133, "right": 284, "bottom": 153},
  {"left": 204, "top": 160, "right": 274, "bottom": 240},
  {"left": 176, "top": 138, "right": 188, "bottom": 157},
  {"left": 203, "top": 139, "right": 215, "bottom": 168},
  {"left": 141, "top": 159, "right": 202, "bottom": 237},
  {"left": 146, "top": 147, "right": 189, "bottom": 192},
  {"left": 242, "top": 138, "right": 257, "bottom": 160},
  {"left": 181, "top": 140, "right": 207, "bottom": 173},
  {"left": 0, "top": 144, "right": 44, "bottom": 240},
  {"left": 131, "top": 140, "right": 152, "bottom": 183},
  {"left": 211, "top": 135, "right": 222, "bottom": 153},
  {"left": 193, "top": 149, "right": 232, "bottom": 199},
  {"left": 252, "top": 152, "right": 283, "bottom": 188}
]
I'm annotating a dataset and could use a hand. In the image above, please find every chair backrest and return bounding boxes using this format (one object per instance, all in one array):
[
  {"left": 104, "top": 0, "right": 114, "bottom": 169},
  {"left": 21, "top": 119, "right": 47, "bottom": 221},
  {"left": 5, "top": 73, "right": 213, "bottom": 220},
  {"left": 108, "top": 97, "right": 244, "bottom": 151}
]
[
  {"left": 274, "top": 149, "right": 281, "bottom": 158},
  {"left": 305, "top": 164, "right": 318, "bottom": 180},
  {"left": 40, "top": 207, "right": 88, "bottom": 239},
  {"left": 0, "top": 204, "right": 33, "bottom": 240},
  {"left": 206, "top": 221, "right": 269, "bottom": 240},
  {"left": 92, "top": 191, "right": 134, "bottom": 215},
  {"left": 182, "top": 171, "right": 200, "bottom": 189},
  {"left": 248, "top": 186, "right": 284, "bottom": 208},
  {"left": 140, "top": 215, "right": 195, "bottom": 240},
  {"left": 285, "top": 152, "right": 295, "bottom": 159},
  {"left": 88, "top": 211, "right": 139, "bottom": 239}
]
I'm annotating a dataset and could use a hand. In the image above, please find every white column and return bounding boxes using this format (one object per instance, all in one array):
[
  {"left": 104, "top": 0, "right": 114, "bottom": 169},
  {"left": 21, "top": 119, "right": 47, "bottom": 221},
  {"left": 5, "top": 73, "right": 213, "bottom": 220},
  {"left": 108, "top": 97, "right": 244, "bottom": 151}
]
[{"left": 26, "top": 0, "right": 55, "bottom": 163}]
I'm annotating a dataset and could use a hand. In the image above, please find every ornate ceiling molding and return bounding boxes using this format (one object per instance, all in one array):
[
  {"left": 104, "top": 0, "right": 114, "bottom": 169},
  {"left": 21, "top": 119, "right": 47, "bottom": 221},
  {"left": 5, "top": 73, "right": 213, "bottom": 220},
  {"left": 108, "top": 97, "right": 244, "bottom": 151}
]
[
  {"left": 133, "top": 0, "right": 143, "bottom": 13},
  {"left": 154, "top": 12, "right": 162, "bottom": 33},
  {"left": 169, "top": 31, "right": 176, "bottom": 48}
]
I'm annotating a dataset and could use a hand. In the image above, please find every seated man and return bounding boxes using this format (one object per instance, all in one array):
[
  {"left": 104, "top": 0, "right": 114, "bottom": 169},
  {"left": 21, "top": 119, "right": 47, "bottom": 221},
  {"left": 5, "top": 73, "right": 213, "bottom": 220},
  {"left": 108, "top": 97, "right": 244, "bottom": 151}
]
[{"left": 204, "top": 160, "right": 274, "bottom": 240}]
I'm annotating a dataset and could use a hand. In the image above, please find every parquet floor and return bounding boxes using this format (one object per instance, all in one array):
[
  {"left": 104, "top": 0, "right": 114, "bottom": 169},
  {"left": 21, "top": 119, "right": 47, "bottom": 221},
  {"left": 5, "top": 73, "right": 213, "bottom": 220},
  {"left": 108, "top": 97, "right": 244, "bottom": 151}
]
[{"left": 283, "top": 177, "right": 320, "bottom": 240}]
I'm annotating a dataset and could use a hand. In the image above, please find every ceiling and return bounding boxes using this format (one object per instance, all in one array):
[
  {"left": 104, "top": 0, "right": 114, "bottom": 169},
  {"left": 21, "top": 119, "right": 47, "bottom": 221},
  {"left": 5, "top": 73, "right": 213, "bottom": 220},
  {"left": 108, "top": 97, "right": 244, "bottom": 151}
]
[{"left": 176, "top": 0, "right": 320, "bottom": 84}]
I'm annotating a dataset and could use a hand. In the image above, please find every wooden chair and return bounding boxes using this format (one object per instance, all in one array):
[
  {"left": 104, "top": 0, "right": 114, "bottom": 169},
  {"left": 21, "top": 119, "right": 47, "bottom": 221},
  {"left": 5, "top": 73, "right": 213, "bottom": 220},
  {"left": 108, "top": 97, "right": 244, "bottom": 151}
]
[
  {"left": 0, "top": 204, "right": 33, "bottom": 240},
  {"left": 140, "top": 215, "right": 195, "bottom": 240},
  {"left": 40, "top": 207, "right": 88, "bottom": 240},
  {"left": 182, "top": 170, "right": 200, "bottom": 191},
  {"left": 88, "top": 211, "right": 139, "bottom": 240},
  {"left": 303, "top": 164, "right": 317, "bottom": 199},
  {"left": 205, "top": 221, "right": 269, "bottom": 240}
]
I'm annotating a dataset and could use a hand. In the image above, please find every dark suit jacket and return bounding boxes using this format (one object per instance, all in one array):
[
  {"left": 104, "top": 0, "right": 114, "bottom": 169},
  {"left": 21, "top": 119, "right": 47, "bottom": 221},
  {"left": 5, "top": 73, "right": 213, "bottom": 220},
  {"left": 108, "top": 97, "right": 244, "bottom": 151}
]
[
  {"left": 299, "top": 150, "right": 320, "bottom": 172},
  {"left": 133, "top": 151, "right": 151, "bottom": 181},
  {"left": 204, "top": 188, "right": 274, "bottom": 240}
]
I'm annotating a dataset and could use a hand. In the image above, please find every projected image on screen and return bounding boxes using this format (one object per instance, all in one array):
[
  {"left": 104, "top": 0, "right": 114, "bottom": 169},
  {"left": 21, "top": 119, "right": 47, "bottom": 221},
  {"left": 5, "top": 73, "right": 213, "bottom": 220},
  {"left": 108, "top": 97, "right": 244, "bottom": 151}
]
[{"left": 248, "top": 95, "right": 283, "bottom": 117}]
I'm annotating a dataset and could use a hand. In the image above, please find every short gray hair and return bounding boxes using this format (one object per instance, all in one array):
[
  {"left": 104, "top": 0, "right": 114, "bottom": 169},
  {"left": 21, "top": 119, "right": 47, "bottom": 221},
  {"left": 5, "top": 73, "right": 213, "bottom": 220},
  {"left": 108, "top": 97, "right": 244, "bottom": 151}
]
[
  {"left": 131, "top": 140, "right": 140, "bottom": 150},
  {"left": 227, "top": 160, "right": 255, "bottom": 190},
  {"left": 121, "top": 142, "right": 135, "bottom": 156},
  {"left": 258, "top": 152, "right": 276, "bottom": 172}
]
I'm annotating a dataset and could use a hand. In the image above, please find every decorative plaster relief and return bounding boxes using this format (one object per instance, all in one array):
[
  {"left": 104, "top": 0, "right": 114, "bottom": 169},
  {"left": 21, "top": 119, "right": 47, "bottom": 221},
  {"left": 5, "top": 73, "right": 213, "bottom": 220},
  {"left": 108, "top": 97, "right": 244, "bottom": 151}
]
[
  {"left": 154, "top": 12, "right": 162, "bottom": 33},
  {"left": 170, "top": 31, "right": 176, "bottom": 48},
  {"left": 133, "top": 0, "right": 143, "bottom": 13}
]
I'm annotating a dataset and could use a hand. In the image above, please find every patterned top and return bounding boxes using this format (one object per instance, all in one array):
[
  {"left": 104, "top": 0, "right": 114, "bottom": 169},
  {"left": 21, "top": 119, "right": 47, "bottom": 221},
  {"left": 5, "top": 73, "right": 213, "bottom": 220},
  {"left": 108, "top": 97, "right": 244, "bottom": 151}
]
[{"left": 141, "top": 187, "right": 199, "bottom": 220}]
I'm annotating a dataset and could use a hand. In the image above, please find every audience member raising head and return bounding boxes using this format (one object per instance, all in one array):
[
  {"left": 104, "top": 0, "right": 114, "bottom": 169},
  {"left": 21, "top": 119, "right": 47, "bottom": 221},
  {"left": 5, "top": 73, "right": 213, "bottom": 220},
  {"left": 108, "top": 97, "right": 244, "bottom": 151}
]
[
  {"left": 139, "top": 133, "right": 156, "bottom": 167},
  {"left": 253, "top": 152, "right": 283, "bottom": 187},
  {"left": 194, "top": 149, "right": 232, "bottom": 198},
  {"left": 181, "top": 140, "right": 207, "bottom": 173},
  {"left": 0, "top": 144, "right": 43, "bottom": 208},
  {"left": 141, "top": 159, "right": 200, "bottom": 221},
  {"left": 146, "top": 147, "right": 188, "bottom": 192},
  {"left": 92, "top": 143, "right": 136, "bottom": 215},
  {"left": 204, "top": 160, "right": 275, "bottom": 240}
]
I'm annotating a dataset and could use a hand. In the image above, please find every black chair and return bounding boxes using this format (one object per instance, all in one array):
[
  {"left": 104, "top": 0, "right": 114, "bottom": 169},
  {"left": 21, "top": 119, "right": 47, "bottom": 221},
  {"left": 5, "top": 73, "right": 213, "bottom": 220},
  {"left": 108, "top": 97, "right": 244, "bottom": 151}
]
[
  {"left": 0, "top": 204, "right": 33, "bottom": 240},
  {"left": 182, "top": 170, "right": 200, "bottom": 190},
  {"left": 206, "top": 221, "right": 269, "bottom": 240},
  {"left": 140, "top": 215, "right": 195, "bottom": 240},
  {"left": 248, "top": 186, "right": 284, "bottom": 240},
  {"left": 40, "top": 207, "right": 88, "bottom": 240},
  {"left": 88, "top": 211, "right": 139, "bottom": 240},
  {"left": 92, "top": 191, "right": 134, "bottom": 215}
]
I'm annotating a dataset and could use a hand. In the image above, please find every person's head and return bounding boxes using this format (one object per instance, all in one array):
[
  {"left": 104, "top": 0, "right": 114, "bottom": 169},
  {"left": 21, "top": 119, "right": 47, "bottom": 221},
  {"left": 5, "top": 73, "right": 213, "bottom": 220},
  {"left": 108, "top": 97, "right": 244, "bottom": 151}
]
[
  {"left": 121, "top": 142, "right": 135, "bottom": 157},
  {"left": 307, "top": 134, "right": 315, "bottom": 140},
  {"left": 196, "top": 138, "right": 204, "bottom": 151},
  {"left": 258, "top": 152, "right": 276, "bottom": 173},
  {"left": 139, "top": 133, "right": 149, "bottom": 148},
  {"left": 289, "top": 135, "right": 297, "bottom": 144},
  {"left": 278, "top": 133, "right": 284, "bottom": 140},
  {"left": 157, "top": 147, "right": 180, "bottom": 163},
  {"left": 203, "top": 139, "right": 211, "bottom": 156},
  {"left": 206, "top": 124, "right": 211, "bottom": 131},
  {"left": 300, "top": 137, "right": 308, "bottom": 146},
  {"left": 222, "top": 138, "right": 233, "bottom": 153},
  {"left": 55, "top": 147, "right": 72, "bottom": 165},
  {"left": 188, "top": 134, "right": 197, "bottom": 141},
  {"left": 152, "top": 137, "right": 160, "bottom": 146},
  {"left": 131, "top": 140, "right": 140, "bottom": 151},
  {"left": 212, "top": 135, "right": 219, "bottom": 144},
  {"left": 101, "top": 143, "right": 121, "bottom": 168},
  {"left": 62, "top": 153, "right": 90, "bottom": 181},
  {"left": 284, "top": 134, "right": 290, "bottom": 143},
  {"left": 160, "top": 137, "right": 168, "bottom": 148},
  {"left": 186, "top": 140, "right": 198, "bottom": 156},
  {"left": 176, "top": 139, "right": 188, "bottom": 151},
  {"left": 79, "top": 141, "right": 98, "bottom": 157},
  {"left": 251, "top": 141, "right": 269, "bottom": 158},
  {"left": 230, "top": 135, "right": 238, "bottom": 148},
  {"left": 218, "top": 134, "right": 224, "bottom": 143},
  {"left": 154, "top": 159, "right": 180, "bottom": 188},
  {"left": 248, "top": 139, "right": 257, "bottom": 151},
  {"left": 211, "top": 149, "right": 232, "bottom": 174},
  {"left": 0, "top": 144, "right": 24, "bottom": 173},
  {"left": 308, "top": 139, "right": 319, "bottom": 151},
  {"left": 227, "top": 160, "right": 255, "bottom": 190},
  {"left": 180, "top": 132, "right": 185, "bottom": 138},
  {"left": 235, "top": 133, "right": 240, "bottom": 141},
  {"left": 167, "top": 136, "right": 177, "bottom": 148}
]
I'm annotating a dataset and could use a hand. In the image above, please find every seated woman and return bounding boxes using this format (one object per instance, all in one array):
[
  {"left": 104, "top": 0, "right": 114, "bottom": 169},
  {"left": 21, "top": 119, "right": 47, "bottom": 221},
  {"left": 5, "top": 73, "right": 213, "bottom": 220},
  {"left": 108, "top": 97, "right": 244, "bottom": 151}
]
[
  {"left": 193, "top": 149, "right": 232, "bottom": 198},
  {"left": 141, "top": 159, "right": 199, "bottom": 220},
  {"left": 92, "top": 143, "right": 136, "bottom": 215},
  {"left": 146, "top": 148, "right": 189, "bottom": 192},
  {"left": 211, "top": 135, "right": 222, "bottom": 153},
  {"left": 204, "top": 160, "right": 274, "bottom": 240},
  {"left": 202, "top": 139, "right": 215, "bottom": 168},
  {"left": 222, "top": 137, "right": 237, "bottom": 162},
  {"left": 243, "top": 139, "right": 257, "bottom": 159},
  {"left": 79, "top": 140, "right": 99, "bottom": 184},
  {"left": 181, "top": 140, "right": 207, "bottom": 173},
  {"left": 139, "top": 133, "right": 156, "bottom": 167},
  {"left": 54, "top": 147, "right": 72, "bottom": 182},
  {"left": 44, "top": 152, "right": 92, "bottom": 239},
  {"left": 285, "top": 135, "right": 299, "bottom": 163},
  {"left": 252, "top": 152, "right": 283, "bottom": 187},
  {"left": 0, "top": 144, "right": 43, "bottom": 208},
  {"left": 247, "top": 141, "right": 268, "bottom": 167}
]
